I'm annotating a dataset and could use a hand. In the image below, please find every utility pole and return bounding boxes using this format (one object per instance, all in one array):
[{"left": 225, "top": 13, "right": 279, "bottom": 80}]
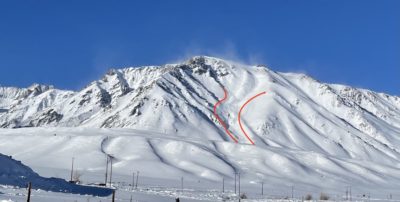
[
  {"left": 234, "top": 173, "right": 237, "bottom": 194},
  {"left": 70, "top": 157, "right": 75, "bottom": 182},
  {"left": 109, "top": 155, "right": 113, "bottom": 186},
  {"left": 181, "top": 176, "right": 184, "bottom": 192},
  {"left": 135, "top": 171, "right": 139, "bottom": 189},
  {"left": 345, "top": 186, "right": 352, "bottom": 201},
  {"left": 238, "top": 172, "right": 241, "bottom": 198},
  {"left": 222, "top": 177, "right": 225, "bottom": 193},
  {"left": 349, "top": 186, "right": 352, "bottom": 201},
  {"left": 291, "top": 185, "right": 294, "bottom": 199},
  {"left": 131, "top": 172, "right": 135, "bottom": 191},
  {"left": 105, "top": 154, "right": 109, "bottom": 186},
  {"left": 261, "top": 182, "right": 264, "bottom": 195}
]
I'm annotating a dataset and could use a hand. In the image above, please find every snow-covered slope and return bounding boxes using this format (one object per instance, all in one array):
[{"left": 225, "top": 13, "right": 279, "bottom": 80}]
[
  {"left": 1, "top": 56, "right": 400, "bottom": 196},
  {"left": 1, "top": 56, "right": 399, "bottom": 150},
  {"left": 0, "top": 127, "right": 399, "bottom": 200},
  {"left": 0, "top": 153, "right": 112, "bottom": 196}
]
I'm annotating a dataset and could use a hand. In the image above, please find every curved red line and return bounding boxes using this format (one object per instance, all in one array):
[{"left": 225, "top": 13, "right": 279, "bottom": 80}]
[
  {"left": 238, "top": 91, "right": 267, "bottom": 145},
  {"left": 213, "top": 87, "right": 239, "bottom": 143}
]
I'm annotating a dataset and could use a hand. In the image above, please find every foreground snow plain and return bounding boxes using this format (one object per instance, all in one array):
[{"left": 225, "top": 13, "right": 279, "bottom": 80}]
[{"left": 0, "top": 127, "right": 399, "bottom": 202}]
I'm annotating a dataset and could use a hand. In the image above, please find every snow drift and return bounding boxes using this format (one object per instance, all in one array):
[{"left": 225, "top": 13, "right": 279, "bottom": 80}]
[{"left": 0, "top": 153, "right": 112, "bottom": 196}]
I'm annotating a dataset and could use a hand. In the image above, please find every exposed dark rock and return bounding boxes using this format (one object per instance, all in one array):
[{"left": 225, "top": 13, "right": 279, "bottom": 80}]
[{"left": 28, "top": 109, "right": 63, "bottom": 126}]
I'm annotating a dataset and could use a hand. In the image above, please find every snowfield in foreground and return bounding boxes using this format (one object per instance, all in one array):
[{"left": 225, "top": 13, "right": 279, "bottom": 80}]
[
  {"left": 0, "top": 152, "right": 112, "bottom": 197},
  {"left": 0, "top": 127, "right": 399, "bottom": 201}
]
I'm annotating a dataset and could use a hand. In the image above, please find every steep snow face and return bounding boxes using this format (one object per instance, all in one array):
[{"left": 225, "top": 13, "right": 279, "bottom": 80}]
[
  {"left": 0, "top": 84, "right": 75, "bottom": 128},
  {"left": 0, "top": 56, "right": 400, "bottom": 162},
  {"left": 0, "top": 84, "right": 55, "bottom": 105}
]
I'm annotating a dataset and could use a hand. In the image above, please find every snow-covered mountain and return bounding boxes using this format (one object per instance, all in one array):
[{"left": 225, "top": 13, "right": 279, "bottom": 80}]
[
  {"left": 1, "top": 56, "right": 400, "bottom": 144},
  {"left": 1, "top": 56, "right": 400, "bottom": 196}
]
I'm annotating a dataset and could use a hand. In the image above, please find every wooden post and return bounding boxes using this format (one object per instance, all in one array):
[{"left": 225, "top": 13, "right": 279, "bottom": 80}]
[
  {"left": 27, "top": 182, "right": 32, "bottom": 202},
  {"left": 112, "top": 190, "right": 115, "bottom": 202}
]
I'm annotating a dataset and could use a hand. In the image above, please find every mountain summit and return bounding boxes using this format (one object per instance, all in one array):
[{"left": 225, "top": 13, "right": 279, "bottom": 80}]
[
  {"left": 1, "top": 56, "right": 400, "bottom": 193},
  {"left": 1, "top": 56, "right": 400, "bottom": 140},
  {"left": 1, "top": 56, "right": 400, "bottom": 158}
]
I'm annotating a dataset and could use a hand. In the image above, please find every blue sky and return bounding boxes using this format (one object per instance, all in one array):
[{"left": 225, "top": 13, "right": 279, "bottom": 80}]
[{"left": 0, "top": 0, "right": 399, "bottom": 95}]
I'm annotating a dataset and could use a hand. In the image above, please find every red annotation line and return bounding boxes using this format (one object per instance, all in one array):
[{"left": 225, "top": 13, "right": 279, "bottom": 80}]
[
  {"left": 238, "top": 91, "right": 267, "bottom": 145},
  {"left": 213, "top": 87, "right": 239, "bottom": 143}
]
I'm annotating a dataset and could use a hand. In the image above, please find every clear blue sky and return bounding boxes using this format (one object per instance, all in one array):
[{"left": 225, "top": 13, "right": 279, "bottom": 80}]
[{"left": 1, "top": 0, "right": 399, "bottom": 95}]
